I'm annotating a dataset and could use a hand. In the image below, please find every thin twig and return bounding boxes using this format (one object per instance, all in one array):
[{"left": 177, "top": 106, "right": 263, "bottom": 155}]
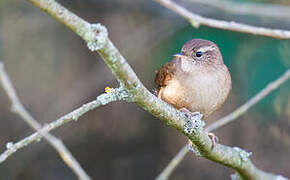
[
  {"left": 207, "top": 69, "right": 290, "bottom": 132},
  {"left": 156, "top": 69, "right": 290, "bottom": 180},
  {"left": 189, "top": 0, "right": 290, "bottom": 20},
  {"left": 156, "top": 145, "right": 188, "bottom": 180},
  {"left": 12, "top": 0, "right": 288, "bottom": 179},
  {"left": 0, "top": 86, "right": 129, "bottom": 164},
  {"left": 155, "top": 0, "right": 290, "bottom": 39},
  {"left": 0, "top": 62, "right": 91, "bottom": 180}
]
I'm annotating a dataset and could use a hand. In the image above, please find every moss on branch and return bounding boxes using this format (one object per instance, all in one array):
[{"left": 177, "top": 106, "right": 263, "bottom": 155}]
[{"left": 25, "top": 0, "right": 289, "bottom": 179}]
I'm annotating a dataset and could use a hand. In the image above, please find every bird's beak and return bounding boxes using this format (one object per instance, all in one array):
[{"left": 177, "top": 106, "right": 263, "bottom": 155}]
[{"left": 173, "top": 53, "right": 186, "bottom": 58}]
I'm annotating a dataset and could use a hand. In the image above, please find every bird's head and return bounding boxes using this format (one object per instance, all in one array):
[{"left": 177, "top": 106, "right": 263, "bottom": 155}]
[{"left": 173, "top": 39, "right": 224, "bottom": 65}]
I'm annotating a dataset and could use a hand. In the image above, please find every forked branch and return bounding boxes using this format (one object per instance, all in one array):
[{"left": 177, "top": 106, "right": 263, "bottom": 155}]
[
  {"left": 189, "top": 0, "right": 290, "bottom": 20},
  {"left": 155, "top": 0, "right": 290, "bottom": 39},
  {"left": 0, "top": 86, "right": 129, "bottom": 164},
  {"left": 0, "top": 0, "right": 287, "bottom": 179},
  {"left": 157, "top": 69, "right": 290, "bottom": 180},
  {"left": 0, "top": 62, "right": 91, "bottom": 180}
]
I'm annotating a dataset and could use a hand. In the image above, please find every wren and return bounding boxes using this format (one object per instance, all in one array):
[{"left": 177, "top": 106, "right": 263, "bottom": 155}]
[
  {"left": 155, "top": 39, "right": 232, "bottom": 147},
  {"left": 155, "top": 39, "right": 231, "bottom": 118}
]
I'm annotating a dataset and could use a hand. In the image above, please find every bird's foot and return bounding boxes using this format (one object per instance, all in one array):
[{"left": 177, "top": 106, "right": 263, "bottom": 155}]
[
  {"left": 207, "top": 132, "right": 219, "bottom": 149},
  {"left": 180, "top": 108, "right": 216, "bottom": 149},
  {"left": 179, "top": 108, "right": 202, "bottom": 119},
  {"left": 180, "top": 108, "right": 205, "bottom": 134}
]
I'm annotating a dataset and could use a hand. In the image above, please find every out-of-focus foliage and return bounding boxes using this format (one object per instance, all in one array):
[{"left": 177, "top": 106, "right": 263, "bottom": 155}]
[{"left": 0, "top": 0, "right": 289, "bottom": 179}]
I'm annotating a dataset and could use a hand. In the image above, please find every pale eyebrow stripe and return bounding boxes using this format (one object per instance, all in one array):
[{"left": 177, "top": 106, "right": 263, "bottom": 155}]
[{"left": 197, "top": 46, "right": 215, "bottom": 52}]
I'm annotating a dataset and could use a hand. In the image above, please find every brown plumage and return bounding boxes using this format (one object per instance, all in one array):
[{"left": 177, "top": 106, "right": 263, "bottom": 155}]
[{"left": 155, "top": 39, "right": 232, "bottom": 118}]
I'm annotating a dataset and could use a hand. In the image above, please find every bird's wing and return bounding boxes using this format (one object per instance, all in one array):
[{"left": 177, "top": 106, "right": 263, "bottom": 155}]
[{"left": 155, "top": 58, "right": 178, "bottom": 88}]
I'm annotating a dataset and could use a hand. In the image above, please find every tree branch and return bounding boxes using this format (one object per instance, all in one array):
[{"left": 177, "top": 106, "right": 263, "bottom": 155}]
[
  {"left": 0, "top": 62, "right": 91, "bottom": 180},
  {"left": 156, "top": 145, "right": 188, "bottom": 180},
  {"left": 207, "top": 69, "right": 290, "bottom": 131},
  {"left": 5, "top": 0, "right": 286, "bottom": 179},
  {"left": 189, "top": 0, "right": 290, "bottom": 20},
  {"left": 0, "top": 86, "right": 129, "bottom": 164},
  {"left": 156, "top": 69, "right": 290, "bottom": 180},
  {"left": 155, "top": 0, "right": 290, "bottom": 39}
]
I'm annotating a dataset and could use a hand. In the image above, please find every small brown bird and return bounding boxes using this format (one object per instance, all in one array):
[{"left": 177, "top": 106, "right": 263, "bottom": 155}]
[{"left": 155, "top": 39, "right": 232, "bottom": 146}]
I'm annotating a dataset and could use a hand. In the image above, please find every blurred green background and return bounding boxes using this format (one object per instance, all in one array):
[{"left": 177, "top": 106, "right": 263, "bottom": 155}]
[{"left": 0, "top": 0, "right": 289, "bottom": 179}]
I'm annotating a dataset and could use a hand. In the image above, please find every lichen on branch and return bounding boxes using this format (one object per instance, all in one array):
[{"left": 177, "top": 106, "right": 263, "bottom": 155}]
[{"left": 14, "top": 0, "right": 289, "bottom": 179}]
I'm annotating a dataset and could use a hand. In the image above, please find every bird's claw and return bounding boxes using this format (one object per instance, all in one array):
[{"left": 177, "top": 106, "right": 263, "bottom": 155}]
[
  {"left": 207, "top": 132, "right": 219, "bottom": 149},
  {"left": 180, "top": 108, "right": 202, "bottom": 119}
]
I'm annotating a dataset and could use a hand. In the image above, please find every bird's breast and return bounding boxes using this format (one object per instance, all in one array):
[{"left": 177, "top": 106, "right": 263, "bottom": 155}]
[{"left": 158, "top": 64, "right": 231, "bottom": 117}]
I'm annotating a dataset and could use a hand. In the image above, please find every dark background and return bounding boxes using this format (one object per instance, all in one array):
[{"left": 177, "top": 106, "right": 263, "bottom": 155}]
[{"left": 0, "top": 0, "right": 289, "bottom": 179}]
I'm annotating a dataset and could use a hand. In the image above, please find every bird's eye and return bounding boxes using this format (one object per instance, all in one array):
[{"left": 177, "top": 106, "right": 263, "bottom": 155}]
[{"left": 196, "top": 51, "right": 203, "bottom": 57}]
